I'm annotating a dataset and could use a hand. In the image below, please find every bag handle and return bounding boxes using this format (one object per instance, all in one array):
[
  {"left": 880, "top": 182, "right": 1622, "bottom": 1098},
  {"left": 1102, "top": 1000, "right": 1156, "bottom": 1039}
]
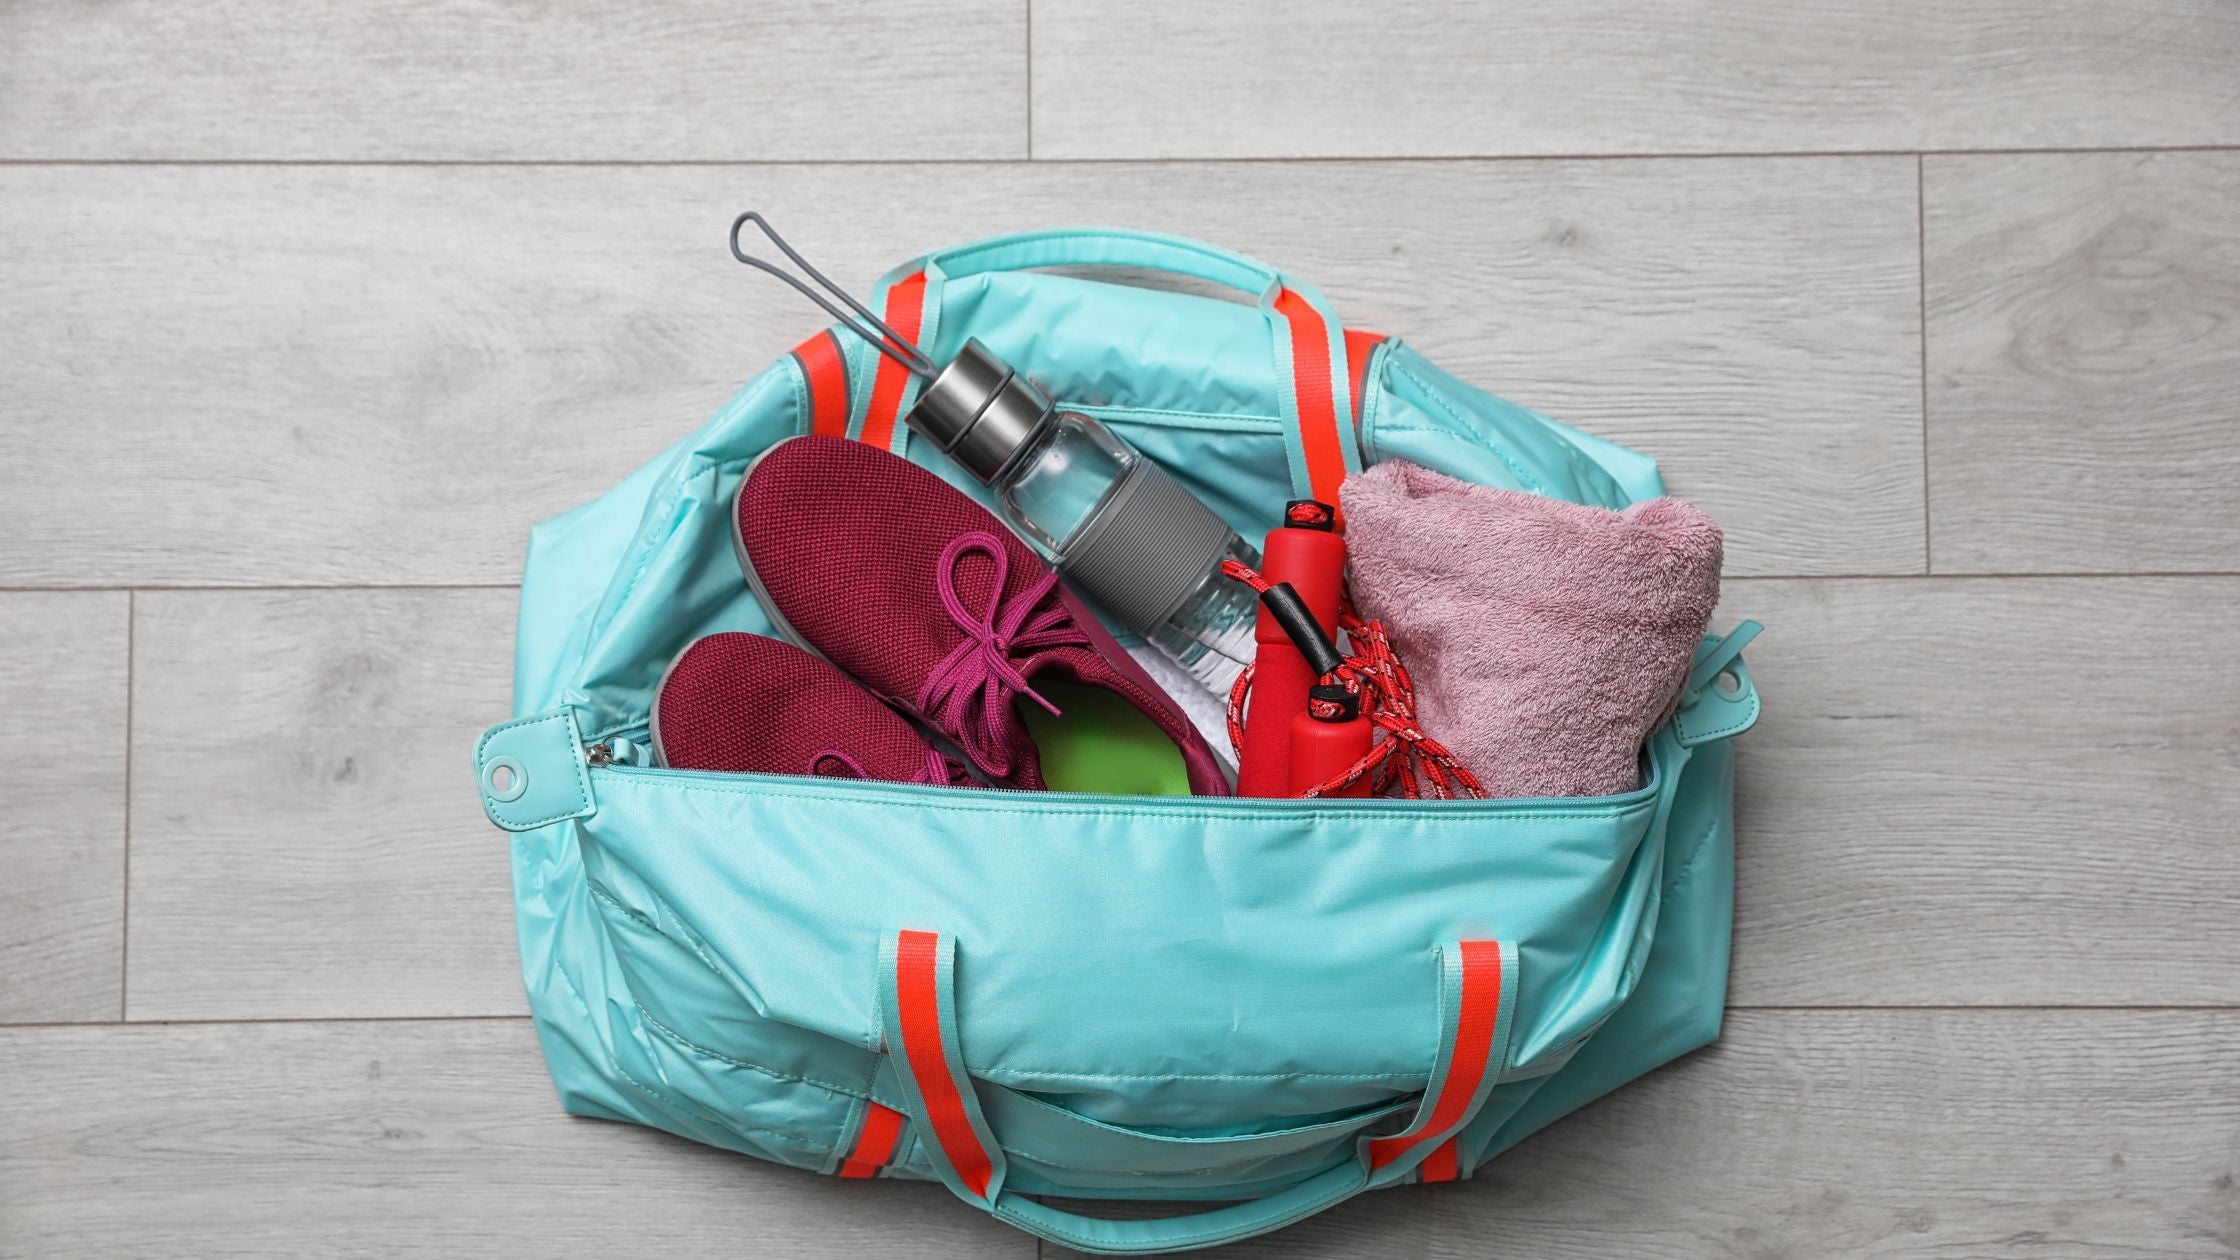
[
  {"left": 923, "top": 229, "right": 1284, "bottom": 294},
  {"left": 847, "top": 229, "right": 1368, "bottom": 516},
  {"left": 877, "top": 929, "right": 1516, "bottom": 1255}
]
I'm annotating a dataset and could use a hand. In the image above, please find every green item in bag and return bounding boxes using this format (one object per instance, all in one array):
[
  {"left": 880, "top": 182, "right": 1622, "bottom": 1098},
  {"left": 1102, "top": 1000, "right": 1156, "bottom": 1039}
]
[{"left": 1021, "top": 681, "right": 1192, "bottom": 796}]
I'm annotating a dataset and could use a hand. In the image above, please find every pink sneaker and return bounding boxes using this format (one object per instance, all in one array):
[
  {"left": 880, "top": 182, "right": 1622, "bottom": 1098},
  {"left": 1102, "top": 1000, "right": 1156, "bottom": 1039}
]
[
  {"left": 652, "top": 632, "right": 975, "bottom": 786},
  {"left": 734, "top": 435, "right": 1231, "bottom": 794}
]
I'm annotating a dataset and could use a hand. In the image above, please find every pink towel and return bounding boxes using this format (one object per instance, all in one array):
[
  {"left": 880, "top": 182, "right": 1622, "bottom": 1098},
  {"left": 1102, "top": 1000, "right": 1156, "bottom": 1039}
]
[{"left": 1341, "top": 461, "right": 1723, "bottom": 798}]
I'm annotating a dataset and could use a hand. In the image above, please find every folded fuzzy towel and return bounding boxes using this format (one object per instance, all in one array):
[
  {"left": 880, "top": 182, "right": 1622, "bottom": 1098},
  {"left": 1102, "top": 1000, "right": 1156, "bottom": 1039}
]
[{"left": 1341, "top": 461, "right": 1723, "bottom": 798}]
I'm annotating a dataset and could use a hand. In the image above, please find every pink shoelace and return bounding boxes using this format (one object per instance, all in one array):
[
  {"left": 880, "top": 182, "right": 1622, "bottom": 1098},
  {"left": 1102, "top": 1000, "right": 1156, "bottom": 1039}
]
[
  {"left": 809, "top": 747, "right": 974, "bottom": 788},
  {"left": 913, "top": 531, "right": 1087, "bottom": 779}
]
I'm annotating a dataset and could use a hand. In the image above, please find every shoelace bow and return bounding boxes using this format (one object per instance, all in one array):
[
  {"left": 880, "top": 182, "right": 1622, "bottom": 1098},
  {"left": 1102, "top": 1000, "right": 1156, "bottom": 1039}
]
[
  {"left": 809, "top": 747, "right": 975, "bottom": 788},
  {"left": 914, "top": 531, "right": 1087, "bottom": 779}
]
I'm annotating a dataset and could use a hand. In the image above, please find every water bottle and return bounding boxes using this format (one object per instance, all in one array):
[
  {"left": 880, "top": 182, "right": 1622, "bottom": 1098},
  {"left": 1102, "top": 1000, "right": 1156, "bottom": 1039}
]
[
  {"left": 720, "top": 215, "right": 1260, "bottom": 689},
  {"left": 907, "top": 339, "right": 1260, "bottom": 689}
]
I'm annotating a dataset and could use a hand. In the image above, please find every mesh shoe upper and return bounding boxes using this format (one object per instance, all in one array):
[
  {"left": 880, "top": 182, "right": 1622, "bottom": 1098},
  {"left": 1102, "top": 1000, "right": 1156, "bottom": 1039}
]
[
  {"left": 653, "top": 631, "right": 969, "bottom": 786},
  {"left": 735, "top": 434, "right": 1230, "bottom": 794}
]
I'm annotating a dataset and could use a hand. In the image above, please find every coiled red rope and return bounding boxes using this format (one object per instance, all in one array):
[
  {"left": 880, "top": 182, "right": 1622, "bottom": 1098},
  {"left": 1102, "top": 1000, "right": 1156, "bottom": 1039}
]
[{"left": 1220, "top": 559, "right": 1487, "bottom": 800}]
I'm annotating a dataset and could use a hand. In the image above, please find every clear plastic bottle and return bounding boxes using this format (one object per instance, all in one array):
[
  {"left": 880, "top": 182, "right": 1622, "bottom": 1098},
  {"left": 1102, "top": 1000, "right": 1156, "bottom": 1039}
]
[
  {"left": 906, "top": 339, "right": 1260, "bottom": 690},
  {"left": 1000, "top": 409, "right": 1263, "bottom": 688}
]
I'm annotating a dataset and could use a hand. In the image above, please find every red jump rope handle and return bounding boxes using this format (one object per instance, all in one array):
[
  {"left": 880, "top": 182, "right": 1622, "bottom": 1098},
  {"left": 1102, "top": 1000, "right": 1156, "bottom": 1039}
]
[
  {"left": 1290, "top": 685, "right": 1372, "bottom": 797},
  {"left": 1236, "top": 500, "right": 1347, "bottom": 798},
  {"left": 1257, "top": 501, "right": 1346, "bottom": 638}
]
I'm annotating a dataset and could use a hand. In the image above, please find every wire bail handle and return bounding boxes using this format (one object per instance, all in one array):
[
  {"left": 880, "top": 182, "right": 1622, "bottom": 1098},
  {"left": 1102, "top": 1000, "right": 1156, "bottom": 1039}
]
[{"left": 729, "top": 211, "right": 937, "bottom": 380}]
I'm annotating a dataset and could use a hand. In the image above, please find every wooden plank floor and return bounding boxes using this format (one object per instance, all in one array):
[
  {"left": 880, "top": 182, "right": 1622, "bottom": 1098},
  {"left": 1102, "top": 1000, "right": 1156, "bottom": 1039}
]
[{"left": 3, "top": 3, "right": 2235, "bottom": 1256}]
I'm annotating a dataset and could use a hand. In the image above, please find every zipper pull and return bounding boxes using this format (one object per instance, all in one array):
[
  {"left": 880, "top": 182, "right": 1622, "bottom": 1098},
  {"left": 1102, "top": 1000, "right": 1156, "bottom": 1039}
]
[{"left": 585, "top": 736, "right": 649, "bottom": 768}]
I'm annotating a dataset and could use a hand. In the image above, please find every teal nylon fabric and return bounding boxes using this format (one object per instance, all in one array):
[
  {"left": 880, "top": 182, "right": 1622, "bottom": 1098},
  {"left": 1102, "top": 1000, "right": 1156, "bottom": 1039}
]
[{"left": 480, "top": 229, "right": 1754, "bottom": 1253}]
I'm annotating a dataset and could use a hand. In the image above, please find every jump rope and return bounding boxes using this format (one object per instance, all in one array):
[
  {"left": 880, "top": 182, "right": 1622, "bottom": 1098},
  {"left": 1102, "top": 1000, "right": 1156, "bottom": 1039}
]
[{"left": 1221, "top": 502, "right": 1486, "bottom": 801}]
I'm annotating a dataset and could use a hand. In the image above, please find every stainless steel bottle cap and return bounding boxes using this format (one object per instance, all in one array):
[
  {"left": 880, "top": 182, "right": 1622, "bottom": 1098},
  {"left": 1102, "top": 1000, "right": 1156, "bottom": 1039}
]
[{"left": 904, "top": 339, "right": 1054, "bottom": 484}]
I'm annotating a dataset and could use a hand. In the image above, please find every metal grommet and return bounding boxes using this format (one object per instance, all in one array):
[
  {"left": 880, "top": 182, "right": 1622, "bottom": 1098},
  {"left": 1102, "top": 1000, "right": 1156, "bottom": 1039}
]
[{"left": 484, "top": 755, "right": 529, "bottom": 803}]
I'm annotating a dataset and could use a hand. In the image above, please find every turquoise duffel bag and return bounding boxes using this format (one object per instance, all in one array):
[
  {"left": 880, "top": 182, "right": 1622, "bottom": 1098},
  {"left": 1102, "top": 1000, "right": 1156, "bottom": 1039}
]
[{"left": 473, "top": 228, "right": 1762, "bottom": 1255}]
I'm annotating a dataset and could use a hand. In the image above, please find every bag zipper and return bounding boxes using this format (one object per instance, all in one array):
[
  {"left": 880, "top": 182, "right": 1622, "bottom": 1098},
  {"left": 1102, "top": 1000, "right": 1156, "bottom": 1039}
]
[{"left": 579, "top": 735, "right": 1668, "bottom": 817}]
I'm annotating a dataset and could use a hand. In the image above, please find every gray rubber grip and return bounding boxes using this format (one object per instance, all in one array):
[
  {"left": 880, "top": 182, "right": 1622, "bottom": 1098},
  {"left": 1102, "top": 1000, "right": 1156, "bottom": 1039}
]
[{"left": 1056, "top": 461, "right": 1235, "bottom": 638}]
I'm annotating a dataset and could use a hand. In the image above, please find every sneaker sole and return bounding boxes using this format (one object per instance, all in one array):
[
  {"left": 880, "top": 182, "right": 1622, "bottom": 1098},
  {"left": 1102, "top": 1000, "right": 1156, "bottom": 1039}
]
[
  {"left": 646, "top": 634, "right": 696, "bottom": 768},
  {"left": 656, "top": 435, "right": 859, "bottom": 770}
]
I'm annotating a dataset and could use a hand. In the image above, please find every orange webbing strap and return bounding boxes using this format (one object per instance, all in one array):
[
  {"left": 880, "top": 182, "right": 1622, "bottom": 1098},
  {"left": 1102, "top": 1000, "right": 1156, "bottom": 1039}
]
[
  {"left": 792, "top": 329, "right": 852, "bottom": 439},
  {"left": 836, "top": 1100, "right": 907, "bottom": 1179},
  {"left": 1272, "top": 286, "right": 1352, "bottom": 523},
  {"left": 1363, "top": 939, "right": 1515, "bottom": 1180},
  {"left": 881, "top": 929, "right": 1004, "bottom": 1204},
  {"left": 856, "top": 270, "right": 930, "bottom": 451},
  {"left": 875, "top": 931, "right": 1513, "bottom": 1227}
]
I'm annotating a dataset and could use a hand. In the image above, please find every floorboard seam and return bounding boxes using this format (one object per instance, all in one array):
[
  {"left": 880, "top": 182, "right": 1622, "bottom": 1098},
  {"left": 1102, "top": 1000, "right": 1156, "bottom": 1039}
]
[
  {"left": 1726, "top": 571, "right": 2240, "bottom": 582},
  {"left": 0, "top": 1014, "right": 537, "bottom": 1031},
  {"left": 1023, "top": 0, "right": 1034, "bottom": 161},
  {"left": 119, "top": 590, "right": 133, "bottom": 1021},
  {"left": 0, "top": 143, "right": 2235, "bottom": 169},
  {"left": 1917, "top": 153, "right": 1933, "bottom": 575}
]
